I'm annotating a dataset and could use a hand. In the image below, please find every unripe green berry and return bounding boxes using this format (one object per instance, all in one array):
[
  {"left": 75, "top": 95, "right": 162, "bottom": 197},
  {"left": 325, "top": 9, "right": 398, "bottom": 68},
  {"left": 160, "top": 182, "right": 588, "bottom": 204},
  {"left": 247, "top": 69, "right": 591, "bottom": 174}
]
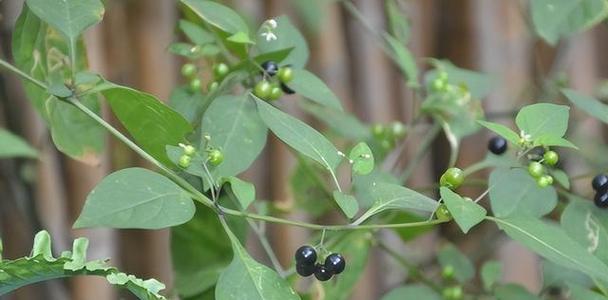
[
  {"left": 178, "top": 154, "right": 192, "bottom": 168},
  {"left": 441, "top": 265, "right": 455, "bottom": 279},
  {"left": 436, "top": 204, "right": 452, "bottom": 221},
  {"left": 543, "top": 150, "right": 559, "bottom": 166},
  {"left": 543, "top": 175, "right": 553, "bottom": 185},
  {"left": 213, "top": 63, "right": 229, "bottom": 79},
  {"left": 440, "top": 168, "right": 465, "bottom": 189},
  {"left": 390, "top": 121, "right": 407, "bottom": 139},
  {"left": 207, "top": 81, "right": 219, "bottom": 93},
  {"left": 528, "top": 162, "right": 545, "bottom": 178},
  {"left": 208, "top": 149, "right": 224, "bottom": 166},
  {"left": 181, "top": 63, "right": 197, "bottom": 78},
  {"left": 277, "top": 67, "right": 294, "bottom": 83},
  {"left": 537, "top": 175, "right": 551, "bottom": 188},
  {"left": 371, "top": 124, "right": 386, "bottom": 139},
  {"left": 438, "top": 71, "right": 448, "bottom": 82},
  {"left": 253, "top": 81, "right": 272, "bottom": 99},
  {"left": 432, "top": 78, "right": 447, "bottom": 92},
  {"left": 189, "top": 78, "right": 202, "bottom": 92},
  {"left": 442, "top": 286, "right": 463, "bottom": 300},
  {"left": 269, "top": 87, "right": 283, "bottom": 101}
]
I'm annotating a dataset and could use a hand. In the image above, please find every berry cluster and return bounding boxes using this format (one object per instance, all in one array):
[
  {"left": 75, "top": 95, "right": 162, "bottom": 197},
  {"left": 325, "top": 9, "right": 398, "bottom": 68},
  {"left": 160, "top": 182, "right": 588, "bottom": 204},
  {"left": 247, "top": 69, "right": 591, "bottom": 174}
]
[
  {"left": 526, "top": 149, "right": 559, "bottom": 188},
  {"left": 177, "top": 143, "right": 223, "bottom": 169},
  {"left": 180, "top": 61, "right": 230, "bottom": 93},
  {"left": 253, "top": 61, "right": 294, "bottom": 101},
  {"left": 487, "top": 136, "right": 507, "bottom": 155},
  {"left": 294, "top": 245, "right": 345, "bottom": 281},
  {"left": 592, "top": 174, "right": 608, "bottom": 208},
  {"left": 371, "top": 121, "right": 407, "bottom": 150}
]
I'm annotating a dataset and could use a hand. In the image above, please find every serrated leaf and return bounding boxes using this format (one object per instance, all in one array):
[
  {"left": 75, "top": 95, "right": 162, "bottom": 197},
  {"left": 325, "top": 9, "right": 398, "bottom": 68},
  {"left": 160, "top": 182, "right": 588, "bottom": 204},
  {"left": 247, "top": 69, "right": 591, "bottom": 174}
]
[
  {"left": 289, "top": 69, "right": 343, "bottom": 111},
  {"left": 563, "top": 88, "right": 608, "bottom": 123},
  {"left": 515, "top": 103, "right": 569, "bottom": 141},
  {"left": 490, "top": 216, "right": 608, "bottom": 282},
  {"left": 438, "top": 244, "right": 475, "bottom": 283},
  {"left": 381, "top": 284, "right": 441, "bottom": 300},
  {"left": 74, "top": 168, "right": 195, "bottom": 229},
  {"left": 182, "top": 0, "right": 249, "bottom": 35},
  {"left": 255, "top": 15, "right": 308, "bottom": 68},
  {"left": 201, "top": 95, "right": 267, "bottom": 180},
  {"left": 26, "top": 0, "right": 104, "bottom": 41},
  {"left": 0, "top": 128, "right": 38, "bottom": 158},
  {"left": 440, "top": 187, "right": 486, "bottom": 234},
  {"left": 223, "top": 177, "right": 255, "bottom": 210},
  {"left": 489, "top": 168, "right": 557, "bottom": 218},
  {"left": 481, "top": 261, "right": 502, "bottom": 291},
  {"left": 348, "top": 142, "right": 374, "bottom": 175},
  {"left": 356, "top": 182, "right": 438, "bottom": 224},
  {"left": 255, "top": 98, "right": 341, "bottom": 171},
  {"left": 333, "top": 191, "right": 359, "bottom": 219},
  {"left": 477, "top": 120, "right": 520, "bottom": 145}
]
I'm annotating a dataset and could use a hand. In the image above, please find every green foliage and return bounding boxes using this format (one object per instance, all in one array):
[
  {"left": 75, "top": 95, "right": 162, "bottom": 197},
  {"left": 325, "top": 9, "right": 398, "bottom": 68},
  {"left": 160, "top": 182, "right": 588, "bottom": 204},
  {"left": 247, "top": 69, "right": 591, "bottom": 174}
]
[
  {"left": 495, "top": 284, "right": 540, "bottom": 300},
  {"left": 333, "top": 191, "right": 359, "bottom": 219},
  {"left": 289, "top": 69, "right": 343, "bottom": 111},
  {"left": 489, "top": 168, "right": 557, "bottom": 218},
  {"left": 563, "top": 88, "right": 608, "bottom": 123},
  {"left": 0, "top": 231, "right": 166, "bottom": 299},
  {"left": 74, "top": 168, "right": 195, "bottom": 229},
  {"left": 323, "top": 232, "right": 372, "bottom": 300},
  {"left": 0, "top": 128, "right": 38, "bottom": 158},
  {"left": 440, "top": 187, "right": 486, "bottom": 233},
  {"left": 437, "top": 244, "right": 475, "bottom": 284},
  {"left": 182, "top": 0, "right": 249, "bottom": 35},
  {"left": 255, "top": 16, "right": 309, "bottom": 68},
  {"left": 381, "top": 284, "right": 441, "bottom": 300},
  {"left": 222, "top": 176, "right": 256, "bottom": 210},
  {"left": 481, "top": 261, "right": 502, "bottom": 292},
  {"left": 561, "top": 197, "right": 608, "bottom": 265},
  {"left": 348, "top": 142, "right": 374, "bottom": 176}
]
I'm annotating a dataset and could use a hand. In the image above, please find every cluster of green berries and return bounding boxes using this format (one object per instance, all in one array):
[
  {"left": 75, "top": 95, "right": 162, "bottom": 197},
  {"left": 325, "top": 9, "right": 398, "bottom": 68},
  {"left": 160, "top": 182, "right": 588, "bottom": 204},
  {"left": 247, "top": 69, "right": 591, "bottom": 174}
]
[
  {"left": 440, "top": 265, "right": 463, "bottom": 299},
  {"left": 177, "top": 144, "right": 224, "bottom": 169},
  {"left": 431, "top": 71, "right": 449, "bottom": 93},
  {"left": 294, "top": 245, "right": 345, "bottom": 281},
  {"left": 370, "top": 121, "right": 407, "bottom": 150},
  {"left": 253, "top": 61, "right": 294, "bottom": 101},
  {"left": 592, "top": 174, "right": 608, "bottom": 208},
  {"left": 440, "top": 167, "right": 465, "bottom": 190},
  {"left": 527, "top": 149, "right": 558, "bottom": 188},
  {"left": 181, "top": 62, "right": 229, "bottom": 93}
]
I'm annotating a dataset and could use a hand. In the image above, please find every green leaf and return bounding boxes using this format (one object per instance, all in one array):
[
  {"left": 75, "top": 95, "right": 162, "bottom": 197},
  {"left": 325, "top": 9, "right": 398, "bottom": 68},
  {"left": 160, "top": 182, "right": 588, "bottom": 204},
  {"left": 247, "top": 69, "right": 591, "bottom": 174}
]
[
  {"left": 255, "top": 98, "right": 341, "bottom": 170},
  {"left": 178, "top": 19, "right": 214, "bottom": 45},
  {"left": 561, "top": 197, "right": 608, "bottom": 266},
  {"left": 300, "top": 101, "right": 370, "bottom": 140},
  {"left": 477, "top": 120, "right": 520, "bottom": 145},
  {"left": 63, "top": 238, "right": 88, "bottom": 271},
  {"left": 289, "top": 158, "right": 333, "bottom": 217},
  {"left": 530, "top": 0, "right": 608, "bottom": 45},
  {"left": 223, "top": 177, "right": 255, "bottom": 210},
  {"left": 551, "top": 169, "right": 570, "bottom": 189},
  {"left": 385, "top": 34, "right": 418, "bottom": 87},
  {"left": 515, "top": 103, "right": 569, "bottom": 141},
  {"left": 333, "top": 191, "right": 359, "bottom": 219},
  {"left": 102, "top": 85, "right": 193, "bottom": 167},
  {"left": 289, "top": 69, "right": 343, "bottom": 111},
  {"left": 202, "top": 95, "right": 267, "bottom": 179},
  {"left": 568, "top": 283, "right": 608, "bottom": 300},
  {"left": 255, "top": 16, "right": 308, "bottom": 68},
  {"left": 542, "top": 260, "right": 592, "bottom": 289},
  {"left": 385, "top": 0, "right": 411, "bottom": 44},
  {"left": 181, "top": 0, "right": 249, "bottom": 35},
  {"left": 488, "top": 168, "right": 558, "bottom": 218},
  {"left": 481, "top": 261, "right": 502, "bottom": 291},
  {"left": 534, "top": 135, "right": 578, "bottom": 149},
  {"left": 323, "top": 232, "right": 371, "bottom": 300},
  {"left": 356, "top": 182, "right": 438, "bottom": 224},
  {"left": 440, "top": 187, "right": 486, "bottom": 234},
  {"left": 25, "top": 0, "right": 104, "bottom": 41},
  {"left": 563, "top": 88, "right": 608, "bottom": 123},
  {"left": 495, "top": 284, "right": 541, "bottom": 300},
  {"left": 490, "top": 216, "right": 608, "bottom": 282},
  {"left": 215, "top": 220, "right": 299, "bottom": 300},
  {"left": 431, "top": 60, "right": 493, "bottom": 98},
  {"left": 438, "top": 244, "right": 475, "bottom": 284},
  {"left": 352, "top": 170, "right": 400, "bottom": 209},
  {"left": 348, "top": 142, "right": 374, "bottom": 175},
  {"left": 227, "top": 31, "right": 254, "bottom": 44},
  {"left": 169, "top": 86, "right": 205, "bottom": 123},
  {"left": 74, "top": 168, "right": 195, "bottom": 229},
  {"left": 381, "top": 284, "right": 441, "bottom": 300},
  {"left": 0, "top": 128, "right": 38, "bottom": 158}
]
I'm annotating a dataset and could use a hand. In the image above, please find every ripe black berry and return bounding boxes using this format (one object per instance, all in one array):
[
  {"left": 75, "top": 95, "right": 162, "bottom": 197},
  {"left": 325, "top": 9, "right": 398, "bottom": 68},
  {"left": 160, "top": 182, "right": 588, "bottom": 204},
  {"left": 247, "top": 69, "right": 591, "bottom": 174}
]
[
  {"left": 280, "top": 82, "right": 295, "bottom": 94},
  {"left": 314, "top": 264, "right": 333, "bottom": 281},
  {"left": 592, "top": 174, "right": 608, "bottom": 191},
  {"left": 487, "top": 136, "right": 507, "bottom": 155},
  {"left": 324, "top": 253, "right": 345, "bottom": 275},
  {"left": 595, "top": 192, "right": 608, "bottom": 208},
  {"left": 296, "top": 263, "right": 315, "bottom": 277},
  {"left": 261, "top": 61, "right": 279, "bottom": 76},
  {"left": 294, "top": 245, "right": 317, "bottom": 266}
]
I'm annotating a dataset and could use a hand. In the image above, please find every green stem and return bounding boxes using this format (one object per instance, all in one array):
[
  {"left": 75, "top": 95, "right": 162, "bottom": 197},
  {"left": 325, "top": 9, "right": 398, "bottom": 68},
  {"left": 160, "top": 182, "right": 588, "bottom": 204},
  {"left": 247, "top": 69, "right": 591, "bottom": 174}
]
[
  {"left": 0, "top": 59, "right": 47, "bottom": 89},
  {"left": 399, "top": 123, "right": 442, "bottom": 183},
  {"left": 246, "top": 218, "right": 286, "bottom": 277}
]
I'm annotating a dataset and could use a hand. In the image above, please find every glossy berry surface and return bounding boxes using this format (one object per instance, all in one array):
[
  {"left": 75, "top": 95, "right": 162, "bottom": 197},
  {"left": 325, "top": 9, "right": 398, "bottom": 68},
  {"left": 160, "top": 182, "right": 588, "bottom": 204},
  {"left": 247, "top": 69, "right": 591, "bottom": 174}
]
[
  {"left": 528, "top": 162, "right": 544, "bottom": 178},
  {"left": 440, "top": 168, "right": 465, "bottom": 189},
  {"left": 543, "top": 150, "right": 559, "bottom": 166},
  {"left": 436, "top": 204, "right": 452, "bottom": 221},
  {"left": 595, "top": 192, "right": 608, "bottom": 208},
  {"left": 314, "top": 264, "right": 333, "bottom": 281},
  {"left": 280, "top": 82, "right": 295, "bottom": 94},
  {"left": 268, "top": 87, "right": 283, "bottom": 101},
  {"left": 207, "top": 81, "right": 219, "bottom": 93},
  {"left": 324, "top": 253, "right": 345, "bottom": 275},
  {"left": 178, "top": 155, "right": 191, "bottom": 168},
  {"left": 208, "top": 149, "right": 224, "bottom": 166},
  {"left": 592, "top": 174, "right": 608, "bottom": 191},
  {"left": 261, "top": 61, "right": 279, "bottom": 76},
  {"left": 536, "top": 175, "right": 551, "bottom": 188},
  {"left": 487, "top": 136, "right": 507, "bottom": 155},
  {"left": 181, "top": 63, "right": 197, "bottom": 78},
  {"left": 189, "top": 79, "right": 201, "bottom": 92},
  {"left": 253, "top": 81, "right": 271, "bottom": 99},
  {"left": 294, "top": 245, "right": 317, "bottom": 266},
  {"left": 213, "top": 63, "right": 229, "bottom": 79},
  {"left": 277, "top": 67, "right": 294, "bottom": 83},
  {"left": 296, "top": 263, "right": 315, "bottom": 277}
]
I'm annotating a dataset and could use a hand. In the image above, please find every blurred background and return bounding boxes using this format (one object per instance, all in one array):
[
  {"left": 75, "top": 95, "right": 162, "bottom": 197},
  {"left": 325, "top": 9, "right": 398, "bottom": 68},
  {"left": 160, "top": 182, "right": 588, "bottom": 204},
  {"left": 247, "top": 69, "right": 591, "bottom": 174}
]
[{"left": 1, "top": 0, "right": 607, "bottom": 299}]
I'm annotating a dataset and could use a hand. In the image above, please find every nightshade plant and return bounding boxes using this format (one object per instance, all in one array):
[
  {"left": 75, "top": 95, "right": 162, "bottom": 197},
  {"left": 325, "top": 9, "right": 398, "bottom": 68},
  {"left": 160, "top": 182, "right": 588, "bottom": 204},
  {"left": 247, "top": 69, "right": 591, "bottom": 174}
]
[{"left": 2, "top": 0, "right": 608, "bottom": 299}]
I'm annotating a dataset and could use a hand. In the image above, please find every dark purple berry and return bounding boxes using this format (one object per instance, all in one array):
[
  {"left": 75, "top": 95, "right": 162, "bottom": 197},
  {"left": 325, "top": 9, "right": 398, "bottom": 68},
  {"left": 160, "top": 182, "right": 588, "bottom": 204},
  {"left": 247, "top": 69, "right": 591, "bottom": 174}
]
[
  {"left": 314, "top": 264, "right": 333, "bottom": 281},
  {"left": 324, "top": 253, "right": 345, "bottom": 275},
  {"left": 592, "top": 174, "right": 608, "bottom": 191},
  {"left": 280, "top": 82, "right": 295, "bottom": 94},
  {"left": 296, "top": 263, "right": 315, "bottom": 277},
  {"left": 488, "top": 136, "right": 507, "bottom": 155},
  {"left": 261, "top": 61, "right": 279, "bottom": 76},
  {"left": 595, "top": 192, "right": 608, "bottom": 208},
  {"left": 294, "top": 245, "right": 317, "bottom": 266}
]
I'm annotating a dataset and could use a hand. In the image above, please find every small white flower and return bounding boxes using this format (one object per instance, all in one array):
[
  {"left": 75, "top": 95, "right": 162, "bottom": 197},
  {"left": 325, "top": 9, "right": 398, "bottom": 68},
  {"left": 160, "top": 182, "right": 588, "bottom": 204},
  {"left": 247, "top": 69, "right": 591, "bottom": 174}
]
[
  {"left": 261, "top": 31, "right": 277, "bottom": 41},
  {"left": 519, "top": 130, "right": 532, "bottom": 141},
  {"left": 265, "top": 18, "right": 278, "bottom": 29}
]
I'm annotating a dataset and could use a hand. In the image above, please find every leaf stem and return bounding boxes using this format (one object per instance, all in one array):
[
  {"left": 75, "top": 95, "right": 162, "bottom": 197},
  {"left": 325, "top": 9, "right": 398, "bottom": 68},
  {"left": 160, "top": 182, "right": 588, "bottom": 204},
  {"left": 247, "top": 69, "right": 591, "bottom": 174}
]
[{"left": 0, "top": 59, "right": 47, "bottom": 89}]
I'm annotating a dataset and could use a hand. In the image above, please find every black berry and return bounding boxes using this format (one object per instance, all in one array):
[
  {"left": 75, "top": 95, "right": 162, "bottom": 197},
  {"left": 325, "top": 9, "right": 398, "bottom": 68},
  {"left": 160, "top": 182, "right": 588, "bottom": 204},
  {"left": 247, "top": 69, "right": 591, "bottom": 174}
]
[
  {"left": 592, "top": 174, "right": 608, "bottom": 191},
  {"left": 280, "top": 82, "right": 295, "bottom": 94},
  {"left": 595, "top": 192, "right": 608, "bottom": 208},
  {"left": 487, "top": 136, "right": 507, "bottom": 155},
  {"left": 296, "top": 263, "right": 315, "bottom": 277},
  {"left": 314, "top": 264, "right": 333, "bottom": 281},
  {"left": 261, "top": 61, "right": 279, "bottom": 76},
  {"left": 294, "top": 245, "right": 317, "bottom": 266},
  {"left": 324, "top": 253, "right": 345, "bottom": 275}
]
